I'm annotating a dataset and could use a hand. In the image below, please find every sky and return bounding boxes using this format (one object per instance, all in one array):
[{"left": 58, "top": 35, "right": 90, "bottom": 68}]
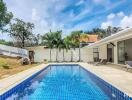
[{"left": 1, "top": 0, "right": 132, "bottom": 40}]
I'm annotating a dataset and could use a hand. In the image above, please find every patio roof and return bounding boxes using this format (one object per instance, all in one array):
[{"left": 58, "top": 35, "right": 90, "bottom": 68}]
[{"left": 88, "top": 27, "right": 132, "bottom": 48}]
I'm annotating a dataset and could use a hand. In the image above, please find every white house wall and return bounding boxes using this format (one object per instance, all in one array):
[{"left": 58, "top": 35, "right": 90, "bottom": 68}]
[
  {"left": 63, "top": 49, "right": 71, "bottom": 62},
  {"left": 81, "top": 47, "right": 93, "bottom": 62},
  {"left": 97, "top": 42, "right": 118, "bottom": 64},
  {"left": 99, "top": 44, "right": 107, "bottom": 60}
]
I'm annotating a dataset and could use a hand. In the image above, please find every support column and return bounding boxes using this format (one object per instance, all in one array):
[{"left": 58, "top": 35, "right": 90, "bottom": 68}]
[{"left": 114, "top": 41, "right": 118, "bottom": 64}]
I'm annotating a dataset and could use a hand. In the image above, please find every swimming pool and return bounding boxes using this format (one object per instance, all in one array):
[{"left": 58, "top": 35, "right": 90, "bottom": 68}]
[{"left": 0, "top": 64, "right": 132, "bottom": 100}]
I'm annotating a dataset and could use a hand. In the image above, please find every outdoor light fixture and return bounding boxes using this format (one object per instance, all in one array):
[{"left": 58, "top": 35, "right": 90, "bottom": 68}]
[{"left": 110, "top": 42, "right": 115, "bottom": 46}]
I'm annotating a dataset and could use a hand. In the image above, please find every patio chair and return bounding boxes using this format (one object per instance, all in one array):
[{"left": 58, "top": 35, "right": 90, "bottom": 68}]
[
  {"left": 125, "top": 61, "right": 132, "bottom": 70},
  {"left": 87, "top": 61, "right": 94, "bottom": 64},
  {"left": 94, "top": 59, "right": 107, "bottom": 66},
  {"left": 88, "top": 59, "right": 101, "bottom": 64}
]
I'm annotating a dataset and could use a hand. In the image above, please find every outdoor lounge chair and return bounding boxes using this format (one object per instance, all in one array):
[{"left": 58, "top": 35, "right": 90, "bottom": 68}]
[
  {"left": 94, "top": 59, "right": 107, "bottom": 66},
  {"left": 88, "top": 59, "right": 101, "bottom": 64},
  {"left": 125, "top": 61, "right": 132, "bottom": 70}
]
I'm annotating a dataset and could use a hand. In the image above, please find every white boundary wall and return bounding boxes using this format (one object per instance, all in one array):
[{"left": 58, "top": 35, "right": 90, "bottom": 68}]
[
  {"left": 27, "top": 46, "right": 92, "bottom": 62},
  {"left": 0, "top": 44, "right": 28, "bottom": 57}
]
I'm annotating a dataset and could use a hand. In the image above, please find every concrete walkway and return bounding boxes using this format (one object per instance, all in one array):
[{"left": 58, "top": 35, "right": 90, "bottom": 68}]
[{"left": 0, "top": 63, "right": 132, "bottom": 98}]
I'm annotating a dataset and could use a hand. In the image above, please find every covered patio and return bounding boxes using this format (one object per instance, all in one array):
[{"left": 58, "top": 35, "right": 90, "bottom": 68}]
[{"left": 88, "top": 28, "right": 132, "bottom": 65}]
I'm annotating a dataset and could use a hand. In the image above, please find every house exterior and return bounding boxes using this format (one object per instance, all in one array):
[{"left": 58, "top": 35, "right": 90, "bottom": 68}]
[
  {"left": 26, "top": 28, "right": 132, "bottom": 64},
  {"left": 80, "top": 34, "right": 99, "bottom": 43},
  {"left": 87, "top": 28, "right": 132, "bottom": 65},
  {"left": 80, "top": 34, "right": 99, "bottom": 47},
  {"left": 26, "top": 34, "right": 99, "bottom": 63}
]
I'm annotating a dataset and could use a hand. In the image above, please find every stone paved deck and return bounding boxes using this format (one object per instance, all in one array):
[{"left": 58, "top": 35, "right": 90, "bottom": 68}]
[
  {"left": 80, "top": 63, "right": 132, "bottom": 97},
  {"left": 0, "top": 63, "right": 132, "bottom": 98}
]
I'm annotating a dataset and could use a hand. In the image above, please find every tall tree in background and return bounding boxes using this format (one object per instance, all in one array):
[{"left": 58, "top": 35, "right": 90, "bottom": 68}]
[
  {"left": 10, "top": 18, "right": 34, "bottom": 48},
  {"left": 92, "top": 28, "right": 106, "bottom": 39},
  {"left": 106, "top": 26, "right": 122, "bottom": 36},
  {"left": 85, "top": 26, "right": 122, "bottom": 39},
  {"left": 0, "top": 0, "right": 13, "bottom": 32},
  {"left": 32, "top": 34, "right": 42, "bottom": 46}
]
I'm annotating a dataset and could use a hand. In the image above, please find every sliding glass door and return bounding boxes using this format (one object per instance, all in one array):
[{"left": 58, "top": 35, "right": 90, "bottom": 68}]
[{"left": 118, "top": 41, "right": 125, "bottom": 64}]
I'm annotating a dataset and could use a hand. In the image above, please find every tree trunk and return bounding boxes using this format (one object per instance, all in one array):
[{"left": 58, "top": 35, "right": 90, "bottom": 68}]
[
  {"left": 63, "top": 49, "right": 65, "bottom": 62},
  {"left": 56, "top": 48, "right": 58, "bottom": 62},
  {"left": 50, "top": 48, "right": 51, "bottom": 62},
  {"left": 22, "top": 41, "right": 24, "bottom": 48},
  {"left": 71, "top": 49, "right": 73, "bottom": 62},
  {"left": 22, "top": 32, "right": 25, "bottom": 48},
  {"left": 79, "top": 46, "right": 81, "bottom": 62}
]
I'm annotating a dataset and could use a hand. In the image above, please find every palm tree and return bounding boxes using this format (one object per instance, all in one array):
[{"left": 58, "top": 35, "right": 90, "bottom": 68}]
[
  {"left": 70, "top": 31, "right": 82, "bottom": 62},
  {"left": 42, "top": 32, "right": 54, "bottom": 62},
  {"left": 59, "top": 40, "right": 66, "bottom": 62},
  {"left": 53, "top": 31, "right": 63, "bottom": 62},
  {"left": 64, "top": 36, "right": 72, "bottom": 61}
]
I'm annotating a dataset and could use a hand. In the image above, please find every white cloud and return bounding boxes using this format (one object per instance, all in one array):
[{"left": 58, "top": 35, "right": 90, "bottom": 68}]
[
  {"left": 101, "top": 12, "right": 132, "bottom": 29},
  {"left": 120, "top": 15, "right": 132, "bottom": 28},
  {"left": 101, "top": 21, "right": 112, "bottom": 29},
  {"left": 63, "top": 20, "right": 94, "bottom": 36},
  {"left": 93, "top": 0, "right": 104, "bottom": 3},
  {"left": 107, "top": 13, "right": 115, "bottom": 20},
  {"left": 4, "top": 0, "right": 128, "bottom": 38},
  {"left": 117, "top": 11, "right": 125, "bottom": 17},
  {"left": 76, "top": 0, "right": 84, "bottom": 6},
  {"left": 31, "top": 8, "right": 40, "bottom": 21},
  {"left": 93, "top": 0, "right": 111, "bottom": 6},
  {"left": 70, "top": 5, "right": 91, "bottom": 22}
]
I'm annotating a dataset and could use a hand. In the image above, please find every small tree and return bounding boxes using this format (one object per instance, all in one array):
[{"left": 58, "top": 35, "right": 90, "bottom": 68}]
[
  {"left": 0, "top": 0, "right": 13, "bottom": 32},
  {"left": 10, "top": 18, "right": 34, "bottom": 48}
]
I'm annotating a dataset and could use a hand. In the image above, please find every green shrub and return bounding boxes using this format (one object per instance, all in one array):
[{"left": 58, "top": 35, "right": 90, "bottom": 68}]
[
  {"left": 43, "top": 59, "right": 48, "bottom": 64},
  {"left": 2, "top": 64, "right": 10, "bottom": 69}
]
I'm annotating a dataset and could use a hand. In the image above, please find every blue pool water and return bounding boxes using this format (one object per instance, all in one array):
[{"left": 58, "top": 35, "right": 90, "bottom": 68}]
[{"left": 3, "top": 64, "right": 132, "bottom": 100}]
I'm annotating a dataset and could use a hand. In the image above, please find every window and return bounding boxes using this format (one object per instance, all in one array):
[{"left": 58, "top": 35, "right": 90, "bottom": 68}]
[{"left": 93, "top": 48, "right": 99, "bottom": 62}]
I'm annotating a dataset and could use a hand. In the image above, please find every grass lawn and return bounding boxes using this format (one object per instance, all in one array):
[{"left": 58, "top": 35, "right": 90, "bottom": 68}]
[{"left": 0, "top": 57, "right": 39, "bottom": 79}]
